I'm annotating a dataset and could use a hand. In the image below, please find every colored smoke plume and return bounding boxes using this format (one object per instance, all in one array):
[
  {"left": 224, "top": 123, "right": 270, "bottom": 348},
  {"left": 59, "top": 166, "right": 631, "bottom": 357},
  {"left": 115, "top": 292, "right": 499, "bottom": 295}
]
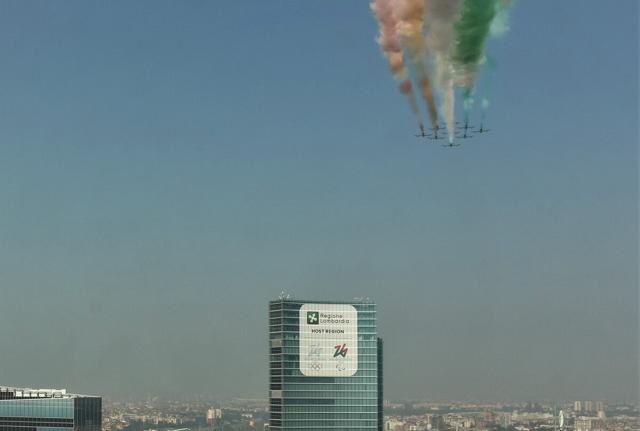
[
  {"left": 369, "top": 0, "right": 516, "bottom": 139},
  {"left": 395, "top": 0, "right": 439, "bottom": 131},
  {"left": 452, "top": 0, "right": 497, "bottom": 89},
  {"left": 371, "top": 0, "right": 424, "bottom": 129},
  {"left": 425, "top": 0, "right": 462, "bottom": 141}
]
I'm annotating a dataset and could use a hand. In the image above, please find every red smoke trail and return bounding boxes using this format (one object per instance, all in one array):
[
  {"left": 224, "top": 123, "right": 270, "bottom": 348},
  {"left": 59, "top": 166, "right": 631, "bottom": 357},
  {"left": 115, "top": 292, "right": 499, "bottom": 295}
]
[
  {"left": 371, "top": 0, "right": 424, "bottom": 130},
  {"left": 395, "top": 0, "right": 440, "bottom": 131}
]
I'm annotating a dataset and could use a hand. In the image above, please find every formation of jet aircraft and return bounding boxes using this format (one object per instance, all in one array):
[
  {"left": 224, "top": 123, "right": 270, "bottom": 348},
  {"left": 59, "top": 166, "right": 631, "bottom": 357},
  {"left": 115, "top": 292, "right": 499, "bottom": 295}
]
[{"left": 414, "top": 119, "right": 491, "bottom": 148}]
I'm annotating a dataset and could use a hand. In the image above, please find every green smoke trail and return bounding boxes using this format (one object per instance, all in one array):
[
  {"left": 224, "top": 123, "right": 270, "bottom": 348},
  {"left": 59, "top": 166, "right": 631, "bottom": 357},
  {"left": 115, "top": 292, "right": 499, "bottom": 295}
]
[
  {"left": 452, "top": 0, "right": 497, "bottom": 89},
  {"left": 462, "top": 88, "right": 474, "bottom": 121},
  {"left": 480, "top": 56, "right": 496, "bottom": 121}
]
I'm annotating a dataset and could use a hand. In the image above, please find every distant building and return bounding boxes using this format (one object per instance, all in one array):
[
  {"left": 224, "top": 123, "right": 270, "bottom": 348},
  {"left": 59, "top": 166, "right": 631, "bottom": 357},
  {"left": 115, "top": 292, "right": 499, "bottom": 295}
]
[
  {"left": 575, "top": 417, "right": 604, "bottom": 431},
  {"left": 385, "top": 419, "right": 405, "bottom": 431},
  {"left": 0, "top": 387, "right": 101, "bottom": 431},
  {"left": 484, "top": 411, "right": 495, "bottom": 423},
  {"left": 268, "top": 298, "right": 383, "bottom": 431},
  {"left": 584, "top": 401, "right": 594, "bottom": 412},
  {"left": 431, "top": 415, "right": 446, "bottom": 431},
  {"left": 206, "top": 408, "right": 222, "bottom": 426},
  {"left": 595, "top": 401, "right": 604, "bottom": 412},
  {"left": 499, "top": 413, "right": 511, "bottom": 428},
  {"left": 574, "top": 401, "right": 583, "bottom": 413}
]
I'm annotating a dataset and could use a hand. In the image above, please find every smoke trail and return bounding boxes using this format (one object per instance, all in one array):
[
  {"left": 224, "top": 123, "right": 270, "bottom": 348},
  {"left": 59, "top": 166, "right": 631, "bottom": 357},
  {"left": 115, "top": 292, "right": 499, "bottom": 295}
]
[
  {"left": 425, "top": 0, "right": 462, "bottom": 142},
  {"left": 491, "top": 0, "right": 516, "bottom": 37},
  {"left": 479, "top": 56, "right": 496, "bottom": 123},
  {"left": 452, "top": 0, "right": 498, "bottom": 90},
  {"left": 480, "top": 2, "right": 513, "bottom": 122},
  {"left": 399, "top": 79, "right": 422, "bottom": 128},
  {"left": 419, "top": 78, "right": 439, "bottom": 132},
  {"left": 462, "top": 88, "right": 474, "bottom": 121},
  {"left": 370, "top": 0, "right": 424, "bottom": 130},
  {"left": 394, "top": 0, "right": 439, "bottom": 131}
]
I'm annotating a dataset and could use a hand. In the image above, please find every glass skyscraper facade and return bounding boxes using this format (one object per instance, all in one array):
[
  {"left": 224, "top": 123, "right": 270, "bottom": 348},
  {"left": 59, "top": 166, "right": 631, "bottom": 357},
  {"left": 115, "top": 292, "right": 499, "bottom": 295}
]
[
  {"left": 269, "top": 299, "right": 383, "bottom": 431},
  {"left": 0, "top": 388, "right": 101, "bottom": 431}
]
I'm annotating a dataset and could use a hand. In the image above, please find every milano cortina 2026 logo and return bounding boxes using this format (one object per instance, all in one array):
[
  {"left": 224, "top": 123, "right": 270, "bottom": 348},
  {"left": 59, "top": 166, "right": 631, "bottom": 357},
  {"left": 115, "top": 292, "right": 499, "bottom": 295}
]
[{"left": 333, "top": 343, "right": 348, "bottom": 358}]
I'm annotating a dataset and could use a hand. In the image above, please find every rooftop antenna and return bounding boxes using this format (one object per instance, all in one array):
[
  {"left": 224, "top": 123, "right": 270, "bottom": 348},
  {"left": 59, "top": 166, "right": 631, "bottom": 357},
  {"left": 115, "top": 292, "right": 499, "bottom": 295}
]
[{"left": 278, "top": 290, "right": 292, "bottom": 300}]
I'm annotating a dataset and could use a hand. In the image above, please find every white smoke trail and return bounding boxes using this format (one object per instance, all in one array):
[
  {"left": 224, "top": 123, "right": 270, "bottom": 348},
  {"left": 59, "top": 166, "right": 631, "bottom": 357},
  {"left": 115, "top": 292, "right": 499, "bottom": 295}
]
[
  {"left": 491, "top": 0, "right": 516, "bottom": 37},
  {"left": 425, "top": 0, "right": 462, "bottom": 142}
]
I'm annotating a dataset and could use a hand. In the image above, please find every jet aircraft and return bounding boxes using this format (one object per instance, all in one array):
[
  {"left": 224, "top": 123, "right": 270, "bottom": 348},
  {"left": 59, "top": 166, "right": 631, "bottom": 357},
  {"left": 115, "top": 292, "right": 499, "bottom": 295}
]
[
  {"left": 427, "top": 130, "right": 445, "bottom": 141},
  {"left": 474, "top": 122, "right": 490, "bottom": 134},
  {"left": 456, "top": 119, "right": 475, "bottom": 134},
  {"left": 455, "top": 130, "right": 474, "bottom": 140}
]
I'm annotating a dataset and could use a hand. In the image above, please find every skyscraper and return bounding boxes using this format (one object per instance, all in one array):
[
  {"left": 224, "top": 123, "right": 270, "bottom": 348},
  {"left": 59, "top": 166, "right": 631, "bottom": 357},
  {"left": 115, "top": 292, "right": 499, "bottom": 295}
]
[
  {"left": 269, "top": 298, "right": 383, "bottom": 431},
  {"left": 0, "top": 387, "right": 101, "bottom": 431}
]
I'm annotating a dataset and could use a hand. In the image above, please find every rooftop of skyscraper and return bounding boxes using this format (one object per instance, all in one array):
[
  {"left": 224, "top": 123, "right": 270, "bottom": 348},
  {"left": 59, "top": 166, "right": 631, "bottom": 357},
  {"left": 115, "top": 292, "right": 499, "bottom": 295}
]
[{"left": 0, "top": 386, "right": 98, "bottom": 399}]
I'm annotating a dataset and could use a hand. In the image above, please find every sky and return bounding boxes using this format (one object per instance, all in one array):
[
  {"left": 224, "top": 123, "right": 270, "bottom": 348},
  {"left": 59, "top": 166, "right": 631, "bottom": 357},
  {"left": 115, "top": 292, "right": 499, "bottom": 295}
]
[{"left": 0, "top": 0, "right": 637, "bottom": 402}]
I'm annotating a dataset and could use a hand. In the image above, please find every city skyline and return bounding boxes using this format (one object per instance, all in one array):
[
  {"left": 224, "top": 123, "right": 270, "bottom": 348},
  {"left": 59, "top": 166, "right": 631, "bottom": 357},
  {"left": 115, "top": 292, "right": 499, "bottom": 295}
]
[
  {"left": 0, "top": 0, "right": 637, "bottom": 402},
  {"left": 98, "top": 393, "right": 640, "bottom": 431}
]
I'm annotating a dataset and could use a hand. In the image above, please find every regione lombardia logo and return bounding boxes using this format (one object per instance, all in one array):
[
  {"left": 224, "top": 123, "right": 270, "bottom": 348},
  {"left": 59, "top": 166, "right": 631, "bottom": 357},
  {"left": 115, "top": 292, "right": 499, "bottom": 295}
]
[{"left": 307, "top": 311, "right": 319, "bottom": 325}]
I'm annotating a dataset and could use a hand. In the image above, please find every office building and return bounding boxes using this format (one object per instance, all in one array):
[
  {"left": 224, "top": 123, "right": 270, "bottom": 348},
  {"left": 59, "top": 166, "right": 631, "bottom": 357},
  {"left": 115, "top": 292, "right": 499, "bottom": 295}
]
[
  {"left": 269, "top": 298, "right": 383, "bottom": 430},
  {"left": 0, "top": 387, "right": 101, "bottom": 431}
]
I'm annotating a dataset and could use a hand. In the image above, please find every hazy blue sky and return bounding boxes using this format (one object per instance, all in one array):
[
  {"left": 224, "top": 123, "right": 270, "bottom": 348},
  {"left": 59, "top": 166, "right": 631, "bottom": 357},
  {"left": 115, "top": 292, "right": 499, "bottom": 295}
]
[{"left": 0, "top": 0, "right": 637, "bottom": 401}]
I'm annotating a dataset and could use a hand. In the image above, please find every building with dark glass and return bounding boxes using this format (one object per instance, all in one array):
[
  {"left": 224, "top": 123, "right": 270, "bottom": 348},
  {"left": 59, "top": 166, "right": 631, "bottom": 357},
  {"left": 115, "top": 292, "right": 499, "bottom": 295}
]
[
  {"left": 269, "top": 298, "right": 383, "bottom": 431},
  {"left": 0, "top": 387, "right": 101, "bottom": 431}
]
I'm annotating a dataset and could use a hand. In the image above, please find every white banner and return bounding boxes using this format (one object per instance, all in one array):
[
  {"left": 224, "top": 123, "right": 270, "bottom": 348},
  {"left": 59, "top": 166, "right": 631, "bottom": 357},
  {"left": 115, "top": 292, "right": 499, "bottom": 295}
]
[{"left": 299, "top": 304, "right": 358, "bottom": 377}]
